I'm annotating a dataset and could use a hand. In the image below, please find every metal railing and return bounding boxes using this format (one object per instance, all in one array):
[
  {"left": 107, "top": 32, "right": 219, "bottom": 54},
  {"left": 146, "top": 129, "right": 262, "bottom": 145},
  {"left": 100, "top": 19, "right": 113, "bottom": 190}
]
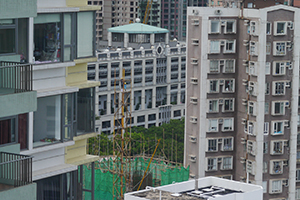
[
  {"left": 0, "top": 152, "right": 32, "bottom": 187},
  {"left": 0, "top": 61, "right": 33, "bottom": 93}
]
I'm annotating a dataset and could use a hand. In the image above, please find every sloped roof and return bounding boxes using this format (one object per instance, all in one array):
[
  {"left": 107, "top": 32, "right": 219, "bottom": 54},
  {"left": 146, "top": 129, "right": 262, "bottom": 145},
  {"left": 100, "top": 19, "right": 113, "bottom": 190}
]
[{"left": 108, "top": 22, "right": 169, "bottom": 34}]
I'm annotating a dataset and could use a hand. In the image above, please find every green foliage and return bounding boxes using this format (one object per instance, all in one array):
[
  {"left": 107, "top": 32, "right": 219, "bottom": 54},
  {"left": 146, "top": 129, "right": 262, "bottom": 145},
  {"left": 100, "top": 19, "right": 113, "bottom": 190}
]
[{"left": 88, "top": 118, "right": 185, "bottom": 163}]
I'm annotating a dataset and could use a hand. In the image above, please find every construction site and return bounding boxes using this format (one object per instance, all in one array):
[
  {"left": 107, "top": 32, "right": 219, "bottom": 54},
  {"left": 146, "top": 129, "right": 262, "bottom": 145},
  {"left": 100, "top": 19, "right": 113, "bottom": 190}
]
[{"left": 85, "top": 67, "right": 189, "bottom": 200}]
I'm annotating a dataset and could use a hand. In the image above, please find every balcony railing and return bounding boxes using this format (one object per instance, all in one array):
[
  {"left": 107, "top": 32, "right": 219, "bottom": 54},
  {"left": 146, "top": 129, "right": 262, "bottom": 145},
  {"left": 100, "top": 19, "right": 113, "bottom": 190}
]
[
  {"left": 0, "top": 152, "right": 32, "bottom": 189},
  {"left": 0, "top": 61, "right": 32, "bottom": 94}
]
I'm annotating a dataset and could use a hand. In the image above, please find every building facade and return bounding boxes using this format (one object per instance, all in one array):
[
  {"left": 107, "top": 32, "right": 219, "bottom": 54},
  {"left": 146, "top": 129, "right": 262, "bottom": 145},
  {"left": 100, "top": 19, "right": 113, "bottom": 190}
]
[
  {"left": 1, "top": 0, "right": 101, "bottom": 199},
  {"left": 88, "top": 22, "right": 186, "bottom": 134},
  {"left": 185, "top": 5, "right": 300, "bottom": 200}
]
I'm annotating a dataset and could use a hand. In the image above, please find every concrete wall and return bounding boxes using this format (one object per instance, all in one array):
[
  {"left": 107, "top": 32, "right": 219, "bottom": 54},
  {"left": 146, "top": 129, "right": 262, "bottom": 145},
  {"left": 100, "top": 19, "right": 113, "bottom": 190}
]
[
  {"left": 0, "top": 143, "right": 20, "bottom": 154},
  {"left": 0, "top": 183, "right": 37, "bottom": 200},
  {"left": 37, "top": 0, "right": 66, "bottom": 8},
  {"left": 0, "top": 91, "right": 37, "bottom": 118},
  {"left": 0, "top": 0, "right": 37, "bottom": 19}
]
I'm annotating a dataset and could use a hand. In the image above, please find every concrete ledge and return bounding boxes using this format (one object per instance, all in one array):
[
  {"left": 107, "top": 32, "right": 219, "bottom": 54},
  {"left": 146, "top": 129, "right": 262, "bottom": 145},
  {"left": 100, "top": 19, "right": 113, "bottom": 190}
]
[
  {"left": 0, "top": 91, "right": 37, "bottom": 118},
  {"left": 73, "top": 132, "right": 97, "bottom": 141},
  {"left": 33, "top": 163, "right": 77, "bottom": 181},
  {"left": 67, "top": 154, "right": 99, "bottom": 166}
]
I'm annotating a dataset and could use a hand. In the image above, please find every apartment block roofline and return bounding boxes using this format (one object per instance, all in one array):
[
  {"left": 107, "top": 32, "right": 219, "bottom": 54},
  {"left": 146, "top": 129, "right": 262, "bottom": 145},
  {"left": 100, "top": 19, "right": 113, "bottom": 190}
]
[{"left": 108, "top": 22, "right": 169, "bottom": 34}]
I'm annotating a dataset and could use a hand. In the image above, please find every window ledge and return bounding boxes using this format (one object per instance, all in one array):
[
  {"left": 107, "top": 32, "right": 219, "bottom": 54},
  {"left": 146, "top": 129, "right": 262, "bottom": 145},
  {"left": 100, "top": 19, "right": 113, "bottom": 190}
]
[
  {"left": 22, "top": 141, "right": 75, "bottom": 155},
  {"left": 73, "top": 132, "right": 97, "bottom": 141},
  {"left": 33, "top": 61, "right": 75, "bottom": 70}
]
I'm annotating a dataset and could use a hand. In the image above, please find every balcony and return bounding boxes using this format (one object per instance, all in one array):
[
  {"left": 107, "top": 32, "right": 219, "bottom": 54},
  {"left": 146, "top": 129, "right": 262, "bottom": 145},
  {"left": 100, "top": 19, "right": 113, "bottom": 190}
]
[
  {"left": 0, "top": 61, "right": 32, "bottom": 95},
  {"left": 0, "top": 152, "right": 32, "bottom": 191},
  {"left": 0, "top": 61, "right": 36, "bottom": 118}
]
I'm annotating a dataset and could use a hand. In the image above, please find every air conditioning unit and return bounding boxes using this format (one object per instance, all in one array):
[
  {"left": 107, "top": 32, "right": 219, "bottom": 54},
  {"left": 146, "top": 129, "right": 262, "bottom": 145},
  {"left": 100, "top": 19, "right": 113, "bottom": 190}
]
[
  {"left": 190, "top": 116, "right": 197, "bottom": 123},
  {"left": 242, "top": 99, "right": 248, "bottom": 105},
  {"left": 219, "top": 119, "right": 223, "bottom": 124},
  {"left": 219, "top": 60, "right": 225, "bottom": 65},
  {"left": 287, "top": 21, "right": 294, "bottom": 30},
  {"left": 284, "top": 140, "right": 289, "bottom": 147},
  {"left": 218, "top": 138, "right": 223, "bottom": 143},
  {"left": 190, "top": 155, "right": 196, "bottom": 162},
  {"left": 191, "top": 77, "right": 198, "bottom": 84},
  {"left": 285, "top": 101, "right": 290, "bottom": 107},
  {"left": 189, "top": 136, "right": 197, "bottom": 143},
  {"left": 284, "top": 121, "right": 290, "bottom": 127},
  {"left": 240, "top": 157, "right": 246, "bottom": 163},
  {"left": 241, "top": 119, "right": 247, "bottom": 125},
  {"left": 215, "top": 9, "right": 222, "bottom": 15},
  {"left": 193, "top": 10, "right": 199, "bottom": 15},
  {"left": 218, "top": 157, "right": 222, "bottom": 163},
  {"left": 219, "top": 99, "right": 223, "bottom": 104},
  {"left": 282, "top": 180, "right": 289, "bottom": 187},
  {"left": 243, "top": 41, "right": 249, "bottom": 46},
  {"left": 242, "top": 79, "right": 248, "bottom": 85},
  {"left": 190, "top": 97, "right": 198, "bottom": 104},
  {"left": 221, "top": 21, "right": 226, "bottom": 26},
  {"left": 286, "top": 42, "right": 292, "bottom": 48},
  {"left": 220, "top": 40, "right": 225, "bottom": 46},
  {"left": 283, "top": 160, "right": 289, "bottom": 166},
  {"left": 219, "top": 80, "right": 224, "bottom": 85}
]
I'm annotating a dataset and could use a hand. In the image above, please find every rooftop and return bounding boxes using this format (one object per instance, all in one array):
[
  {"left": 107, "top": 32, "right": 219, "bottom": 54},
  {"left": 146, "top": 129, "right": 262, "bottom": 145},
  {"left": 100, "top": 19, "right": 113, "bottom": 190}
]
[
  {"left": 125, "top": 177, "right": 263, "bottom": 200},
  {"left": 108, "top": 22, "right": 169, "bottom": 34}
]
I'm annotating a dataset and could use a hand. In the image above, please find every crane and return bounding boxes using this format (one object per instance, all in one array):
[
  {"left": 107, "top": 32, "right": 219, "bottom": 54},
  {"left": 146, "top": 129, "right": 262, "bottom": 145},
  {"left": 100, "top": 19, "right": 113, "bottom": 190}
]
[{"left": 143, "top": 0, "right": 153, "bottom": 24}]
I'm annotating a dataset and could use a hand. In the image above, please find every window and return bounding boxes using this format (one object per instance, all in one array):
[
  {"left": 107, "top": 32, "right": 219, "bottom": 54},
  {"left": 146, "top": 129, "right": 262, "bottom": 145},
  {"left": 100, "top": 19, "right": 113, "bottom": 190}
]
[
  {"left": 222, "top": 138, "right": 233, "bottom": 151},
  {"left": 224, "top": 40, "right": 235, "bottom": 53},
  {"left": 272, "top": 121, "right": 284, "bottom": 135},
  {"left": 262, "top": 181, "right": 267, "bottom": 193},
  {"left": 209, "top": 99, "right": 219, "bottom": 112},
  {"left": 297, "top": 169, "right": 300, "bottom": 182},
  {"left": 266, "top": 22, "right": 271, "bottom": 35},
  {"left": 263, "top": 142, "right": 268, "bottom": 154},
  {"left": 207, "top": 158, "right": 217, "bottom": 171},
  {"left": 0, "top": 19, "right": 16, "bottom": 54},
  {"left": 297, "top": 151, "right": 300, "bottom": 163},
  {"left": 265, "top": 62, "right": 271, "bottom": 74},
  {"left": 208, "top": 119, "right": 218, "bottom": 132},
  {"left": 207, "top": 139, "right": 218, "bottom": 152},
  {"left": 224, "top": 60, "right": 235, "bottom": 73},
  {"left": 209, "top": 40, "right": 220, "bottom": 53},
  {"left": 271, "top": 160, "right": 283, "bottom": 174},
  {"left": 265, "top": 83, "right": 270, "bottom": 95},
  {"left": 270, "top": 180, "right": 282, "bottom": 194},
  {"left": 298, "top": 133, "right": 300, "bottom": 145},
  {"left": 273, "top": 42, "right": 286, "bottom": 56},
  {"left": 209, "top": 80, "right": 219, "bottom": 93},
  {"left": 77, "top": 12, "right": 94, "bottom": 58},
  {"left": 223, "top": 118, "right": 233, "bottom": 131},
  {"left": 222, "top": 157, "right": 232, "bottom": 170},
  {"left": 275, "top": 22, "right": 287, "bottom": 35},
  {"left": 273, "top": 82, "right": 285, "bottom": 95},
  {"left": 210, "top": 20, "right": 220, "bottom": 33},
  {"left": 246, "top": 160, "right": 254, "bottom": 174},
  {"left": 265, "top": 102, "right": 269, "bottom": 114},
  {"left": 209, "top": 60, "right": 219, "bottom": 73},
  {"left": 273, "top": 62, "right": 286, "bottom": 75},
  {"left": 266, "top": 43, "right": 271, "bottom": 55},
  {"left": 33, "top": 94, "right": 76, "bottom": 148},
  {"left": 247, "top": 140, "right": 255, "bottom": 155},
  {"left": 249, "top": 21, "right": 256, "bottom": 34},
  {"left": 272, "top": 101, "right": 285, "bottom": 115},
  {"left": 264, "top": 122, "right": 269, "bottom": 135},
  {"left": 296, "top": 188, "right": 300, "bottom": 199},
  {"left": 34, "top": 14, "right": 62, "bottom": 62},
  {"left": 77, "top": 88, "right": 95, "bottom": 135},
  {"left": 223, "top": 99, "right": 234, "bottom": 112},
  {"left": 223, "top": 79, "right": 234, "bottom": 92},
  {"left": 250, "top": 42, "right": 257, "bottom": 56},
  {"left": 248, "top": 101, "right": 255, "bottom": 115},
  {"left": 271, "top": 141, "right": 284, "bottom": 155},
  {"left": 263, "top": 161, "right": 268, "bottom": 173},
  {"left": 225, "top": 21, "right": 235, "bottom": 33}
]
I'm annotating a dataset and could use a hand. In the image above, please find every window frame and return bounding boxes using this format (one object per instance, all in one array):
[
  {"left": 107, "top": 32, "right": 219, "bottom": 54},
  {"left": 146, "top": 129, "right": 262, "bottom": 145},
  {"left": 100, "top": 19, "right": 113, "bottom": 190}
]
[
  {"left": 206, "top": 157, "right": 217, "bottom": 171},
  {"left": 273, "top": 81, "right": 286, "bottom": 95},
  {"left": 222, "top": 137, "right": 233, "bottom": 151},
  {"left": 208, "top": 119, "right": 218, "bottom": 132},
  {"left": 266, "top": 22, "right": 272, "bottom": 35},
  {"left": 223, "top": 40, "right": 235, "bottom": 53},
  {"left": 209, "top": 80, "right": 219, "bottom": 93},
  {"left": 209, "top": 40, "right": 220, "bottom": 54},
  {"left": 274, "top": 21, "right": 287, "bottom": 36},
  {"left": 223, "top": 79, "right": 234, "bottom": 93},
  {"left": 224, "top": 20, "right": 236, "bottom": 34},
  {"left": 273, "top": 42, "right": 286, "bottom": 56},
  {"left": 273, "top": 62, "right": 286, "bottom": 75},
  {"left": 222, "top": 118, "right": 234, "bottom": 132},
  {"left": 221, "top": 156, "right": 233, "bottom": 170},
  {"left": 209, "top": 60, "right": 220, "bottom": 73},
  {"left": 0, "top": 19, "right": 18, "bottom": 55},
  {"left": 272, "top": 101, "right": 287, "bottom": 116},
  {"left": 207, "top": 138, "right": 218, "bottom": 152},
  {"left": 208, "top": 99, "right": 219, "bottom": 113},
  {"left": 270, "top": 140, "right": 284, "bottom": 155},
  {"left": 223, "top": 98, "right": 234, "bottom": 112},
  {"left": 224, "top": 59, "right": 235, "bottom": 73},
  {"left": 209, "top": 20, "right": 220, "bottom": 34},
  {"left": 269, "top": 179, "right": 282, "bottom": 194}
]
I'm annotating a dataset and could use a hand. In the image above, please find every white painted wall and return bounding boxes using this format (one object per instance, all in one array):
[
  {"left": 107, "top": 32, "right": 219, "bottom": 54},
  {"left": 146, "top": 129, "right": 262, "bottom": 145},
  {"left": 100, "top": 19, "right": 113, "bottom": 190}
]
[{"left": 37, "top": 0, "right": 67, "bottom": 8}]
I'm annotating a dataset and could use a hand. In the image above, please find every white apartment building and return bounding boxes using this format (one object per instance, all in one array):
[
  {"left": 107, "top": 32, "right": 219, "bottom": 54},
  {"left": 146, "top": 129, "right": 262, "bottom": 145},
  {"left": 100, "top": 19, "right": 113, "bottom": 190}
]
[
  {"left": 185, "top": 5, "right": 300, "bottom": 200},
  {"left": 88, "top": 22, "right": 186, "bottom": 134}
]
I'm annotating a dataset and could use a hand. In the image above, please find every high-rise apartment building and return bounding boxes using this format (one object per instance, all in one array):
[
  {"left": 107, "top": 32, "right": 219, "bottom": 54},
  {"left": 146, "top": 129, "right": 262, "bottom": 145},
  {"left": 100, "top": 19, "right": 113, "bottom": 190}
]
[
  {"left": 89, "top": 0, "right": 139, "bottom": 44},
  {"left": 88, "top": 22, "right": 186, "bottom": 134},
  {"left": 185, "top": 5, "right": 300, "bottom": 200},
  {"left": 0, "top": 0, "right": 101, "bottom": 199},
  {"left": 138, "top": 0, "right": 161, "bottom": 27}
]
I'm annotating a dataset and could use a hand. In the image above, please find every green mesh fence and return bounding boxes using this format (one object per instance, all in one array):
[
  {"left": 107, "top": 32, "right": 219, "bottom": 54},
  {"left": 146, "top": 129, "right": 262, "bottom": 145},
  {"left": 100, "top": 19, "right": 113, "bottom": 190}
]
[{"left": 82, "top": 157, "right": 189, "bottom": 200}]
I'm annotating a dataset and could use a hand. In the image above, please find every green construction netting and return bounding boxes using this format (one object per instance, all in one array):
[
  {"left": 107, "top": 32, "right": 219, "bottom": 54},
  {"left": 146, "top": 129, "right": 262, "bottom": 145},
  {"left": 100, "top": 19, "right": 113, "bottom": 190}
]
[{"left": 82, "top": 157, "right": 189, "bottom": 200}]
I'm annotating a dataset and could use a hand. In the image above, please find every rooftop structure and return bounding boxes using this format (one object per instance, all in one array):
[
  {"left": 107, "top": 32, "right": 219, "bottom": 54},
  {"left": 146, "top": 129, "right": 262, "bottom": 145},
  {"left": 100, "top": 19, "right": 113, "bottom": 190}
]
[{"left": 125, "top": 176, "right": 263, "bottom": 200}]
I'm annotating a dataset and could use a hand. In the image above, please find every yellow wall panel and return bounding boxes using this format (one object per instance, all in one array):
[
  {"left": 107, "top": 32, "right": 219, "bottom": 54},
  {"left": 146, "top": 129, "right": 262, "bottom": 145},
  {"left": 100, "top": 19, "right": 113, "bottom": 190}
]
[{"left": 65, "top": 139, "right": 87, "bottom": 161}]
